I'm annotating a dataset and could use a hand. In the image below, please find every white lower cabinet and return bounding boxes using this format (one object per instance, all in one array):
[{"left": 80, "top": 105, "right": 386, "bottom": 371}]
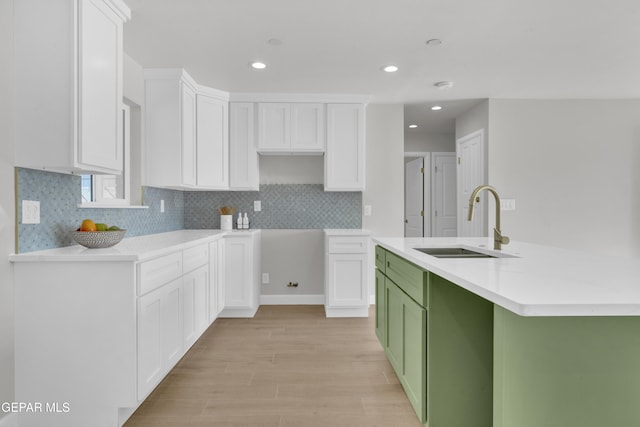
[
  {"left": 324, "top": 230, "right": 371, "bottom": 317},
  {"left": 137, "top": 278, "right": 182, "bottom": 400},
  {"left": 220, "top": 231, "right": 262, "bottom": 318},
  {"left": 10, "top": 233, "right": 231, "bottom": 427}
]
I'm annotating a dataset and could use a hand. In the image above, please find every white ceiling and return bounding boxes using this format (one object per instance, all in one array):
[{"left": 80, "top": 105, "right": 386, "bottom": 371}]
[{"left": 123, "top": 0, "right": 640, "bottom": 133}]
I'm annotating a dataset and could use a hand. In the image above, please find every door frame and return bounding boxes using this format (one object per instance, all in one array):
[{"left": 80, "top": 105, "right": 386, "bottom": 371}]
[{"left": 404, "top": 152, "right": 431, "bottom": 237}]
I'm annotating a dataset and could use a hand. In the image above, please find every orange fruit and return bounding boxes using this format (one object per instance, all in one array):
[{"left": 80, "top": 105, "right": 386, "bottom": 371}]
[{"left": 80, "top": 219, "right": 97, "bottom": 232}]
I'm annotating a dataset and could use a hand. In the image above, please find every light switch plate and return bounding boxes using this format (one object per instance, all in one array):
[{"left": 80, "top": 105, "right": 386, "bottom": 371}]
[
  {"left": 22, "top": 200, "right": 40, "bottom": 224},
  {"left": 160, "top": 199, "right": 165, "bottom": 213},
  {"left": 500, "top": 199, "right": 516, "bottom": 211},
  {"left": 254, "top": 201, "right": 262, "bottom": 212}
]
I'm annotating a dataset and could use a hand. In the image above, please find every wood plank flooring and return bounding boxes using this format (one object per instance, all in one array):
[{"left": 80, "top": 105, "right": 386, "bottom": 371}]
[{"left": 124, "top": 305, "right": 423, "bottom": 427}]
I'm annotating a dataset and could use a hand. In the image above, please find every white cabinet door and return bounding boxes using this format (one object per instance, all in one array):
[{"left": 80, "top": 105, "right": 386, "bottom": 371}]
[
  {"left": 14, "top": 0, "right": 130, "bottom": 175},
  {"left": 137, "top": 286, "right": 163, "bottom": 400},
  {"left": 208, "top": 239, "right": 226, "bottom": 323},
  {"left": 258, "top": 103, "right": 291, "bottom": 150},
  {"left": 163, "top": 279, "right": 184, "bottom": 369},
  {"left": 197, "top": 94, "right": 229, "bottom": 189},
  {"left": 326, "top": 253, "right": 368, "bottom": 308},
  {"left": 229, "top": 103, "right": 260, "bottom": 190},
  {"left": 220, "top": 233, "right": 260, "bottom": 318},
  {"left": 137, "top": 277, "right": 182, "bottom": 400},
  {"left": 325, "top": 103, "right": 366, "bottom": 191},
  {"left": 181, "top": 82, "right": 197, "bottom": 187},
  {"left": 257, "top": 103, "right": 325, "bottom": 153},
  {"left": 291, "top": 103, "right": 325, "bottom": 152},
  {"left": 183, "top": 265, "right": 209, "bottom": 349},
  {"left": 78, "top": 0, "right": 124, "bottom": 172}
]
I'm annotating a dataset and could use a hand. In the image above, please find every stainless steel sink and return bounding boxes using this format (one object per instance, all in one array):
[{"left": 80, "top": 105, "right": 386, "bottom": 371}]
[{"left": 414, "top": 247, "right": 497, "bottom": 258}]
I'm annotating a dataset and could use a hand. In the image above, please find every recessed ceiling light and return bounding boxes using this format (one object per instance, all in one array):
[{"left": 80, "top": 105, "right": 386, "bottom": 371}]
[
  {"left": 431, "top": 105, "right": 443, "bottom": 111},
  {"left": 426, "top": 38, "right": 443, "bottom": 46},
  {"left": 409, "top": 124, "right": 418, "bottom": 128},
  {"left": 434, "top": 81, "right": 453, "bottom": 90},
  {"left": 250, "top": 61, "right": 267, "bottom": 69},
  {"left": 382, "top": 65, "right": 399, "bottom": 73}
]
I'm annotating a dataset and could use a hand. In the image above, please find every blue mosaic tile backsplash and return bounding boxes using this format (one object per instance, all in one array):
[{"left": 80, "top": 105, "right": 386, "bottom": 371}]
[
  {"left": 16, "top": 168, "right": 184, "bottom": 253},
  {"left": 16, "top": 169, "right": 362, "bottom": 253},
  {"left": 184, "top": 185, "right": 362, "bottom": 229}
]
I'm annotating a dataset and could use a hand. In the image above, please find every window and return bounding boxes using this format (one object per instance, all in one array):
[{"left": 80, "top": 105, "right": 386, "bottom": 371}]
[{"left": 81, "top": 104, "right": 131, "bottom": 206}]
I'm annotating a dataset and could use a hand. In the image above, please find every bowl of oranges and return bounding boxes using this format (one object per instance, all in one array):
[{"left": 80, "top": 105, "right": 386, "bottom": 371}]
[{"left": 72, "top": 219, "right": 126, "bottom": 248}]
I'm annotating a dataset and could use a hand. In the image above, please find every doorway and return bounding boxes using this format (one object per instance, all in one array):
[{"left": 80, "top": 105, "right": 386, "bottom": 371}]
[
  {"left": 456, "top": 129, "right": 486, "bottom": 237},
  {"left": 404, "top": 152, "right": 457, "bottom": 237}
]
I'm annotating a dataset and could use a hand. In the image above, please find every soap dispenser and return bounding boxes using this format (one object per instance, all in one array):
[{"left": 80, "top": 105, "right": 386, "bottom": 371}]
[
  {"left": 236, "top": 212, "right": 242, "bottom": 229},
  {"left": 243, "top": 213, "right": 249, "bottom": 229}
]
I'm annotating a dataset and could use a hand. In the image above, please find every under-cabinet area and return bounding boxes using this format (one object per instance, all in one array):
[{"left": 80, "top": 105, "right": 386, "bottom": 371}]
[{"left": 10, "top": 230, "right": 259, "bottom": 427}]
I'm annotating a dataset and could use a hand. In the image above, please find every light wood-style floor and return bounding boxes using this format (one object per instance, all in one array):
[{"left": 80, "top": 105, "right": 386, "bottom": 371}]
[{"left": 124, "top": 305, "right": 423, "bottom": 427}]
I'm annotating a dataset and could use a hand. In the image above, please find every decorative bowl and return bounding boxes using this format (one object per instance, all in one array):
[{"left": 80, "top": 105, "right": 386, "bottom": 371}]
[{"left": 71, "top": 230, "right": 127, "bottom": 249}]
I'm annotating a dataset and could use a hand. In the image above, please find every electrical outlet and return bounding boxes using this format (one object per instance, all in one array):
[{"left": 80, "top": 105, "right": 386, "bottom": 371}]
[
  {"left": 22, "top": 200, "right": 40, "bottom": 224},
  {"left": 160, "top": 199, "right": 165, "bottom": 213},
  {"left": 364, "top": 205, "right": 372, "bottom": 216},
  {"left": 254, "top": 200, "right": 262, "bottom": 212},
  {"left": 262, "top": 273, "right": 269, "bottom": 284}
]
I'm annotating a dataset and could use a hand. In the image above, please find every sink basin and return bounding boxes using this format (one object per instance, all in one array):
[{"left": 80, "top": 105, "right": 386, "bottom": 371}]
[{"left": 414, "top": 247, "right": 497, "bottom": 258}]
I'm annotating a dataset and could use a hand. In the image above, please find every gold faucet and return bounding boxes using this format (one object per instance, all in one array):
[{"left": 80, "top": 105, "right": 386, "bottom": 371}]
[{"left": 468, "top": 185, "right": 510, "bottom": 250}]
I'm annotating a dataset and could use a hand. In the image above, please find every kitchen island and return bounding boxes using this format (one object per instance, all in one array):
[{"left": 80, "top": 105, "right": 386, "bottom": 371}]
[{"left": 374, "top": 237, "right": 640, "bottom": 427}]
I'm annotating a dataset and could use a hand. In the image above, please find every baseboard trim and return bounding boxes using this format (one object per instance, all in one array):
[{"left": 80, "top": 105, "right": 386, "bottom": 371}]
[
  {"left": 260, "top": 294, "right": 325, "bottom": 305},
  {"left": 0, "top": 413, "right": 17, "bottom": 427},
  {"left": 325, "top": 306, "right": 370, "bottom": 318}
]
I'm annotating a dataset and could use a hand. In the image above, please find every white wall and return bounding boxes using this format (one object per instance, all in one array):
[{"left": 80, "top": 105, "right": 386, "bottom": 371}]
[
  {"left": 260, "top": 230, "right": 324, "bottom": 300},
  {"left": 363, "top": 104, "right": 405, "bottom": 237},
  {"left": 488, "top": 99, "right": 640, "bottom": 257},
  {"left": 259, "top": 156, "right": 323, "bottom": 184},
  {"left": 0, "top": 0, "right": 15, "bottom": 421},
  {"left": 405, "top": 131, "right": 455, "bottom": 153},
  {"left": 456, "top": 100, "right": 489, "bottom": 142}
]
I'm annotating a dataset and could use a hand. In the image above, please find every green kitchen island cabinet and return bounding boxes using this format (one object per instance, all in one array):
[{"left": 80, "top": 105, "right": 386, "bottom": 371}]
[
  {"left": 376, "top": 244, "right": 493, "bottom": 426},
  {"left": 374, "top": 238, "right": 640, "bottom": 427}
]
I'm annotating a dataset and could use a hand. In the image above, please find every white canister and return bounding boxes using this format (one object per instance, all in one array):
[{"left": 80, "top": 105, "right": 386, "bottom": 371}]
[{"left": 220, "top": 215, "right": 233, "bottom": 231}]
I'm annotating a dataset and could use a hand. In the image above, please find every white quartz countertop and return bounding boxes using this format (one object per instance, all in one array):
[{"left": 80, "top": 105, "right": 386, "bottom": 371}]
[
  {"left": 374, "top": 237, "right": 640, "bottom": 317},
  {"left": 323, "top": 229, "right": 371, "bottom": 235},
  {"left": 10, "top": 229, "right": 259, "bottom": 263}
]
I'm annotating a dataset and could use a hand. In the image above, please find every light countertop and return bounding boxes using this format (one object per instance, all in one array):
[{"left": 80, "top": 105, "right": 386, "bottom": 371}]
[
  {"left": 374, "top": 237, "right": 640, "bottom": 317},
  {"left": 10, "top": 229, "right": 260, "bottom": 263},
  {"left": 323, "top": 229, "right": 371, "bottom": 235}
]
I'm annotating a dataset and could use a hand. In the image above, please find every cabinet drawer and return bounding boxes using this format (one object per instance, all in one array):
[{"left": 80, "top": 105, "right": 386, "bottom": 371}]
[
  {"left": 328, "top": 236, "right": 369, "bottom": 254},
  {"left": 385, "top": 251, "right": 428, "bottom": 307},
  {"left": 375, "top": 245, "right": 386, "bottom": 272},
  {"left": 138, "top": 252, "right": 183, "bottom": 295},
  {"left": 183, "top": 244, "right": 209, "bottom": 273}
]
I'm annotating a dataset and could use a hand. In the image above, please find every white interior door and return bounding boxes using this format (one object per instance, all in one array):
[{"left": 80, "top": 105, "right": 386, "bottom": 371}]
[
  {"left": 404, "top": 157, "right": 424, "bottom": 237},
  {"left": 432, "top": 153, "right": 457, "bottom": 237},
  {"left": 457, "top": 130, "right": 486, "bottom": 237}
]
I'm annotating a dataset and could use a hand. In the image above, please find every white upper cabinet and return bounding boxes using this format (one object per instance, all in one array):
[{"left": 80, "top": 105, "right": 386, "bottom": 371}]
[
  {"left": 144, "top": 69, "right": 230, "bottom": 190},
  {"left": 229, "top": 103, "right": 260, "bottom": 190},
  {"left": 14, "top": 0, "right": 131, "bottom": 175},
  {"left": 324, "top": 103, "right": 366, "bottom": 191},
  {"left": 197, "top": 90, "right": 230, "bottom": 189},
  {"left": 257, "top": 103, "right": 325, "bottom": 154}
]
